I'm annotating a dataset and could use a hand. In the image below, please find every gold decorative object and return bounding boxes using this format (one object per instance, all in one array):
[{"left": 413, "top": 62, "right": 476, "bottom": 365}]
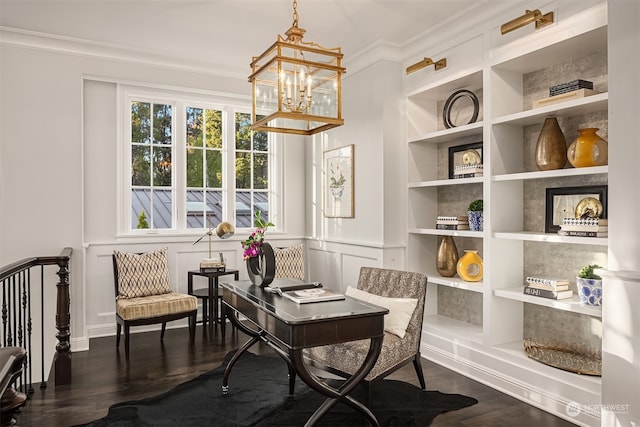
[
  {"left": 462, "top": 149, "right": 481, "bottom": 165},
  {"left": 456, "top": 250, "right": 483, "bottom": 282},
  {"left": 567, "top": 128, "right": 608, "bottom": 168},
  {"left": 501, "top": 9, "right": 554, "bottom": 35},
  {"left": 436, "top": 236, "right": 459, "bottom": 277},
  {"left": 575, "top": 197, "right": 604, "bottom": 219},
  {"left": 249, "top": 0, "right": 345, "bottom": 135},
  {"left": 193, "top": 221, "right": 235, "bottom": 271},
  {"left": 535, "top": 117, "right": 567, "bottom": 171},
  {"left": 406, "top": 57, "right": 447, "bottom": 75},
  {"left": 523, "top": 338, "right": 602, "bottom": 376}
]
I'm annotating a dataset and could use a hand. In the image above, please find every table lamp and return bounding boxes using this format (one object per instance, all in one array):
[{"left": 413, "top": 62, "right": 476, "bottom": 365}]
[{"left": 193, "top": 221, "right": 235, "bottom": 273}]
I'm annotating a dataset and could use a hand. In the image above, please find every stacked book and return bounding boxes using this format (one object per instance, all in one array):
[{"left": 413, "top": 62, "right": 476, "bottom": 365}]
[
  {"left": 524, "top": 277, "right": 574, "bottom": 300},
  {"left": 453, "top": 163, "right": 483, "bottom": 179},
  {"left": 436, "top": 215, "right": 469, "bottom": 230},
  {"left": 549, "top": 79, "right": 593, "bottom": 96},
  {"left": 533, "top": 79, "right": 595, "bottom": 108},
  {"left": 558, "top": 217, "right": 608, "bottom": 238}
]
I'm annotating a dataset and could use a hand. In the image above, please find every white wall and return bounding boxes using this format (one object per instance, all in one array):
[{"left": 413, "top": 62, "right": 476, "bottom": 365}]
[
  {"left": 305, "top": 59, "right": 407, "bottom": 290},
  {"left": 0, "top": 35, "right": 306, "bottom": 355}
]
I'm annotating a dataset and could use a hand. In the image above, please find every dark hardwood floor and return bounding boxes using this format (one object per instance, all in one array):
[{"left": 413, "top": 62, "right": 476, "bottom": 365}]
[{"left": 15, "top": 324, "right": 577, "bottom": 426}]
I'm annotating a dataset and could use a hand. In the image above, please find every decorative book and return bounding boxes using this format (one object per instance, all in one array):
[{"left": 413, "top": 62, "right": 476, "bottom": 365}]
[
  {"left": 533, "top": 88, "right": 595, "bottom": 109},
  {"left": 282, "top": 288, "right": 345, "bottom": 304},
  {"left": 453, "top": 164, "right": 483, "bottom": 179},
  {"left": 549, "top": 79, "right": 594, "bottom": 96},
  {"left": 525, "top": 277, "right": 570, "bottom": 291},
  {"left": 523, "top": 286, "right": 574, "bottom": 300},
  {"left": 558, "top": 230, "right": 608, "bottom": 238}
]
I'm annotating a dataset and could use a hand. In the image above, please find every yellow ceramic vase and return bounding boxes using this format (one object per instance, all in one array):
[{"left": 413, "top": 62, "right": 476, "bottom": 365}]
[
  {"left": 456, "top": 250, "right": 483, "bottom": 282},
  {"left": 567, "top": 128, "right": 608, "bottom": 167}
]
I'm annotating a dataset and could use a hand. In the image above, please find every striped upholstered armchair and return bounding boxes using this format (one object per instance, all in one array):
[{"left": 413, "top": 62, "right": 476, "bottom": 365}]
[
  {"left": 305, "top": 267, "right": 428, "bottom": 398},
  {"left": 112, "top": 248, "right": 197, "bottom": 362}
]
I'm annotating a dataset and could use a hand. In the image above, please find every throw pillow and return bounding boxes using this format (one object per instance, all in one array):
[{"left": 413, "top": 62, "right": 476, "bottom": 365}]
[
  {"left": 346, "top": 286, "right": 418, "bottom": 339},
  {"left": 114, "top": 248, "right": 173, "bottom": 299},
  {"left": 274, "top": 244, "right": 305, "bottom": 280}
]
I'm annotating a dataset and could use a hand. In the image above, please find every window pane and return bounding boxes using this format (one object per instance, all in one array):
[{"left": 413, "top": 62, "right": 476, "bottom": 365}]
[
  {"left": 153, "top": 104, "right": 172, "bottom": 144},
  {"left": 253, "top": 125, "right": 268, "bottom": 151},
  {"left": 205, "top": 109, "right": 223, "bottom": 149},
  {"left": 153, "top": 189, "right": 172, "bottom": 229},
  {"left": 205, "top": 191, "right": 222, "bottom": 227},
  {"left": 254, "top": 192, "right": 269, "bottom": 223},
  {"left": 153, "top": 146, "right": 172, "bottom": 186},
  {"left": 235, "top": 112, "right": 251, "bottom": 150},
  {"left": 186, "top": 148, "right": 203, "bottom": 188},
  {"left": 132, "top": 189, "right": 151, "bottom": 229},
  {"left": 186, "top": 190, "right": 204, "bottom": 228},
  {"left": 132, "top": 145, "right": 151, "bottom": 186},
  {"left": 186, "top": 107, "right": 203, "bottom": 148},
  {"left": 131, "top": 102, "right": 150, "bottom": 144},
  {"left": 253, "top": 153, "right": 268, "bottom": 189},
  {"left": 206, "top": 150, "right": 222, "bottom": 187},
  {"left": 235, "top": 152, "right": 251, "bottom": 189},
  {"left": 236, "top": 191, "right": 252, "bottom": 228}
]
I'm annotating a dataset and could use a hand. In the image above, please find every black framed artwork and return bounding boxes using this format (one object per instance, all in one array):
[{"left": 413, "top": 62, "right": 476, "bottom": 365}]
[
  {"left": 545, "top": 185, "right": 608, "bottom": 233},
  {"left": 448, "top": 141, "right": 483, "bottom": 179}
]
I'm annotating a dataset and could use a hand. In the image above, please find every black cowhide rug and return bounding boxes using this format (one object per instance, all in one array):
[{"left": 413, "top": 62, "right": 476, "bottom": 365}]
[{"left": 76, "top": 351, "right": 477, "bottom": 426}]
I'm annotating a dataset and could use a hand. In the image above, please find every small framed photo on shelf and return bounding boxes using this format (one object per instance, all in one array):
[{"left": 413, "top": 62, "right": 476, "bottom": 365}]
[
  {"left": 448, "top": 141, "right": 483, "bottom": 179},
  {"left": 545, "top": 185, "right": 608, "bottom": 233}
]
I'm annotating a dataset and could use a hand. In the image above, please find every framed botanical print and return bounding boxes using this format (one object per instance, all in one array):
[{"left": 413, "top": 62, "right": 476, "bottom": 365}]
[{"left": 323, "top": 145, "right": 354, "bottom": 218}]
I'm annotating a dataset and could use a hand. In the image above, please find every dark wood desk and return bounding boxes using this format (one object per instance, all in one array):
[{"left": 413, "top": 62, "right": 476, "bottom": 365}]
[
  {"left": 220, "top": 280, "right": 388, "bottom": 426},
  {"left": 187, "top": 269, "right": 239, "bottom": 338}
]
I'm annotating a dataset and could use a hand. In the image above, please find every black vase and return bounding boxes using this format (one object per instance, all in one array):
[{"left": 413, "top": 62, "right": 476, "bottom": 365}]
[{"left": 246, "top": 242, "right": 276, "bottom": 287}]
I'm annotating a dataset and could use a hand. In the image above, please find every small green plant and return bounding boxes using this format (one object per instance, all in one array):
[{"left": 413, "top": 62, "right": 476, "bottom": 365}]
[
  {"left": 137, "top": 210, "right": 149, "bottom": 229},
  {"left": 468, "top": 199, "right": 483, "bottom": 212},
  {"left": 578, "top": 264, "right": 602, "bottom": 280}
]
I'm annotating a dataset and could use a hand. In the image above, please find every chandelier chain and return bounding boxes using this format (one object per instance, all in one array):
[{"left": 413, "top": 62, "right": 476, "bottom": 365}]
[{"left": 292, "top": 0, "right": 299, "bottom": 27}]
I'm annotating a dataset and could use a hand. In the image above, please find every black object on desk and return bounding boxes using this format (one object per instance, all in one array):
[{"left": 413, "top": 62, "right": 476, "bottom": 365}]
[
  {"left": 187, "top": 269, "right": 239, "bottom": 338},
  {"left": 221, "top": 280, "right": 388, "bottom": 426}
]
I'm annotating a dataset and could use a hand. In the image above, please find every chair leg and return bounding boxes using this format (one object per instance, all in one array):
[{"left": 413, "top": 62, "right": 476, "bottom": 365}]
[
  {"left": 189, "top": 313, "right": 196, "bottom": 345},
  {"left": 202, "top": 297, "right": 209, "bottom": 335},
  {"left": 413, "top": 353, "right": 426, "bottom": 390},
  {"left": 160, "top": 322, "right": 167, "bottom": 341},
  {"left": 124, "top": 325, "right": 130, "bottom": 362},
  {"left": 116, "top": 323, "right": 122, "bottom": 347}
]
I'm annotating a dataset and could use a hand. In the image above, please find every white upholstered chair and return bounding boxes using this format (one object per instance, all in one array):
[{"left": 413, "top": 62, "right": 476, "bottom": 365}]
[{"left": 273, "top": 244, "right": 305, "bottom": 280}]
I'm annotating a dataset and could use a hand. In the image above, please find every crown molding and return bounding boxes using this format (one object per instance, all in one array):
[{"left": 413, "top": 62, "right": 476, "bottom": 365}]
[{"left": 0, "top": 26, "right": 247, "bottom": 79}]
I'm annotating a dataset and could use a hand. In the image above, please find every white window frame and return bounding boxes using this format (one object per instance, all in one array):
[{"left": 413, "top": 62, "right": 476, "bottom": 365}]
[{"left": 117, "top": 83, "right": 281, "bottom": 237}]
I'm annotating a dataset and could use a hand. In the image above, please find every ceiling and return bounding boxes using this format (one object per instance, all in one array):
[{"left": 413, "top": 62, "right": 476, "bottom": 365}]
[{"left": 0, "top": 0, "right": 498, "bottom": 77}]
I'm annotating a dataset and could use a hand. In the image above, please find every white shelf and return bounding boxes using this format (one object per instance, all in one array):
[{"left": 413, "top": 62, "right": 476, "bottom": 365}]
[
  {"left": 493, "top": 231, "right": 608, "bottom": 246},
  {"left": 408, "top": 121, "right": 483, "bottom": 145},
  {"left": 408, "top": 176, "right": 483, "bottom": 188},
  {"left": 494, "top": 287, "right": 602, "bottom": 318},
  {"left": 493, "top": 340, "right": 601, "bottom": 388},
  {"left": 492, "top": 92, "right": 608, "bottom": 127},
  {"left": 422, "top": 313, "right": 483, "bottom": 344},
  {"left": 493, "top": 166, "right": 607, "bottom": 181},
  {"left": 409, "top": 228, "right": 483, "bottom": 238},
  {"left": 429, "top": 276, "right": 484, "bottom": 293}
]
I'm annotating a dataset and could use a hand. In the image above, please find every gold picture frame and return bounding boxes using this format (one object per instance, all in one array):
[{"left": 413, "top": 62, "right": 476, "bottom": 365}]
[{"left": 323, "top": 145, "right": 354, "bottom": 218}]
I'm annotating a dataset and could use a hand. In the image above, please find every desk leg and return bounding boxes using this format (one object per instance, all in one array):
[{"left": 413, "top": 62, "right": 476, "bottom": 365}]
[
  {"left": 291, "top": 336, "right": 383, "bottom": 427},
  {"left": 222, "top": 306, "right": 296, "bottom": 396}
]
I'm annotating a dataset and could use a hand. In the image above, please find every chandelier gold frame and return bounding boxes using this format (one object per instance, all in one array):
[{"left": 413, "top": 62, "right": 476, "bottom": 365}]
[{"left": 249, "top": 0, "right": 346, "bottom": 135}]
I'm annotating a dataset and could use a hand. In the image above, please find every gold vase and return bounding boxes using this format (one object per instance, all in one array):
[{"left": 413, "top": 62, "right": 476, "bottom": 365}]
[
  {"left": 567, "top": 127, "right": 608, "bottom": 167},
  {"left": 456, "top": 250, "right": 483, "bottom": 282},
  {"left": 535, "top": 117, "right": 567, "bottom": 170},
  {"left": 436, "top": 236, "right": 458, "bottom": 277}
]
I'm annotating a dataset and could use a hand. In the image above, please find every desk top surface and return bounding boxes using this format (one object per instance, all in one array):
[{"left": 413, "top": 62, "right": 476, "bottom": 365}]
[{"left": 221, "top": 280, "right": 388, "bottom": 325}]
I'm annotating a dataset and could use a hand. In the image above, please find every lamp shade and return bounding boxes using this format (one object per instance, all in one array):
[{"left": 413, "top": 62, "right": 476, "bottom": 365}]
[{"left": 215, "top": 222, "right": 235, "bottom": 239}]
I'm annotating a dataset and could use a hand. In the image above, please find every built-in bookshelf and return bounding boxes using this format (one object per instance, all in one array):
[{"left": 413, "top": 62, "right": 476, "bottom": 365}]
[{"left": 405, "top": 1, "right": 608, "bottom": 425}]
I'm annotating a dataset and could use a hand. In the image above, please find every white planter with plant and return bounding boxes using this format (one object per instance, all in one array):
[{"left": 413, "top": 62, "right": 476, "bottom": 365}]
[{"left": 576, "top": 264, "right": 603, "bottom": 306}]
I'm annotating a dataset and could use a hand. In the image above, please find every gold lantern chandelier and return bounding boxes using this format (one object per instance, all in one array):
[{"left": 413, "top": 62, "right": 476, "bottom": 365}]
[{"left": 249, "top": 0, "right": 346, "bottom": 136}]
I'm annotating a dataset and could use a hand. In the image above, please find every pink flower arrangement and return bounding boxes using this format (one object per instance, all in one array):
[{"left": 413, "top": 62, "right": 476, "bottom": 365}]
[{"left": 241, "top": 211, "right": 274, "bottom": 260}]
